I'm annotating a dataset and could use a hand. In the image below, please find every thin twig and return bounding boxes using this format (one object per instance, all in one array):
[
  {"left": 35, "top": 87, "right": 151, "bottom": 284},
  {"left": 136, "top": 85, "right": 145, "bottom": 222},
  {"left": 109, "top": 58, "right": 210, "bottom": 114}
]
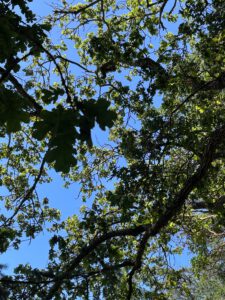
[
  {"left": 4, "top": 154, "right": 47, "bottom": 226},
  {"left": 54, "top": 0, "right": 101, "bottom": 16}
]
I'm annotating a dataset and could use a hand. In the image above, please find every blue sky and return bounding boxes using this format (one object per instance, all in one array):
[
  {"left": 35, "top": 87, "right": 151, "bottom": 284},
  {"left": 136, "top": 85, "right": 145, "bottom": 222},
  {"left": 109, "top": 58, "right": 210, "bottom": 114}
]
[{"left": 1, "top": 0, "right": 193, "bottom": 277}]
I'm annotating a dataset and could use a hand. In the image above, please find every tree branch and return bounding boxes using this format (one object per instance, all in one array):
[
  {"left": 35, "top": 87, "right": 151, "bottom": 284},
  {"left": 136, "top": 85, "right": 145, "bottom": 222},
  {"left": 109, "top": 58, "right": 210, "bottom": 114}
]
[
  {"left": 0, "top": 51, "right": 33, "bottom": 84},
  {"left": 127, "top": 230, "right": 151, "bottom": 300},
  {"left": 54, "top": 55, "right": 94, "bottom": 73},
  {"left": 3, "top": 154, "right": 47, "bottom": 226},
  {"left": 0, "top": 67, "right": 42, "bottom": 114},
  {"left": 54, "top": 0, "right": 101, "bottom": 16},
  {"left": 171, "top": 73, "right": 225, "bottom": 117}
]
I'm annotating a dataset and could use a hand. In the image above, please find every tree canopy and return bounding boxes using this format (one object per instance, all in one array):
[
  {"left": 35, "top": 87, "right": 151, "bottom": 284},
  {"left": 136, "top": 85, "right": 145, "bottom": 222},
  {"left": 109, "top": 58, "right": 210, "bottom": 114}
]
[{"left": 1, "top": 0, "right": 225, "bottom": 299}]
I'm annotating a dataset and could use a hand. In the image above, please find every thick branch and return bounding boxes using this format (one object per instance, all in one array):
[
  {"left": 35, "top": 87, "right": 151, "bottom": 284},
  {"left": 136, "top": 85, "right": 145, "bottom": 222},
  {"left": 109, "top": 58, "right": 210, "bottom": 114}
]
[
  {"left": 0, "top": 67, "right": 42, "bottom": 113},
  {"left": 0, "top": 51, "right": 33, "bottom": 84},
  {"left": 127, "top": 230, "right": 151, "bottom": 300},
  {"left": 82, "top": 259, "right": 134, "bottom": 278},
  {"left": 191, "top": 196, "right": 225, "bottom": 211},
  {"left": 200, "top": 72, "right": 225, "bottom": 91},
  {"left": 150, "top": 125, "right": 225, "bottom": 236}
]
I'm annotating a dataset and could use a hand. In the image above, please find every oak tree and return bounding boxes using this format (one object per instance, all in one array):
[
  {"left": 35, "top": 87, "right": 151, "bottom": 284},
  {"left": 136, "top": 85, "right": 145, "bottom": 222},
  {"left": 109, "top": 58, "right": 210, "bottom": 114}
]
[{"left": 1, "top": 0, "right": 225, "bottom": 299}]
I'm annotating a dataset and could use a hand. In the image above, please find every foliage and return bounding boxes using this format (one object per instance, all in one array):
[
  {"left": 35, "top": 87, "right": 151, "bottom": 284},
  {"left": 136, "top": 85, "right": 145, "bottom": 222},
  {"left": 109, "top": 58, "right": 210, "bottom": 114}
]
[
  {"left": 171, "top": 240, "right": 225, "bottom": 300},
  {"left": 1, "top": 0, "right": 225, "bottom": 299}
]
